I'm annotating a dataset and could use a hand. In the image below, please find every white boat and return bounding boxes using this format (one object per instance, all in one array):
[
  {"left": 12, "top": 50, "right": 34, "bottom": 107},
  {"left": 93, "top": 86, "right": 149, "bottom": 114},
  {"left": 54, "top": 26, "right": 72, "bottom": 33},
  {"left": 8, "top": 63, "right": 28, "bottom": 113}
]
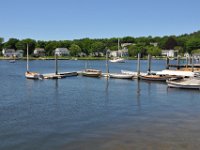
[
  {"left": 82, "top": 69, "right": 102, "bottom": 77},
  {"left": 121, "top": 70, "right": 147, "bottom": 76},
  {"left": 156, "top": 70, "right": 198, "bottom": 77},
  {"left": 140, "top": 74, "right": 170, "bottom": 81},
  {"left": 109, "top": 57, "right": 125, "bottom": 63},
  {"left": 25, "top": 44, "right": 43, "bottom": 80},
  {"left": 9, "top": 60, "right": 16, "bottom": 63},
  {"left": 167, "top": 77, "right": 200, "bottom": 89},
  {"left": 109, "top": 73, "right": 133, "bottom": 79}
]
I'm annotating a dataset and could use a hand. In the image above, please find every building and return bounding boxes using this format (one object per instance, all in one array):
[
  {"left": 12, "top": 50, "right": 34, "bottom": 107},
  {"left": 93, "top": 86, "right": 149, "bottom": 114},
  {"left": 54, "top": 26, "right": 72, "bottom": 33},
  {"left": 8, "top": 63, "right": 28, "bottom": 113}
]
[
  {"left": 2, "top": 49, "right": 15, "bottom": 57},
  {"left": 33, "top": 48, "right": 45, "bottom": 57},
  {"left": 109, "top": 49, "right": 128, "bottom": 57},
  {"left": 55, "top": 48, "right": 70, "bottom": 56},
  {"left": 15, "top": 50, "right": 24, "bottom": 58},
  {"left": 161, "top": 49, "right": 178, "bottom": 57}
]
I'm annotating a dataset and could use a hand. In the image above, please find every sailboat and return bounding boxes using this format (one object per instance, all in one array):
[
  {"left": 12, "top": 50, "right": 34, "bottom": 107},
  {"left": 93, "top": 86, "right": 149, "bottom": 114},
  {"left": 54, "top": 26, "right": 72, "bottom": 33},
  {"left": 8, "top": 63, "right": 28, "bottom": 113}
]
[
  {"left": 109, "top": 38, "right": 125, "bottom": 63},
  {"left": 25, "top": 44, "right": 43, "bottom": 79}
]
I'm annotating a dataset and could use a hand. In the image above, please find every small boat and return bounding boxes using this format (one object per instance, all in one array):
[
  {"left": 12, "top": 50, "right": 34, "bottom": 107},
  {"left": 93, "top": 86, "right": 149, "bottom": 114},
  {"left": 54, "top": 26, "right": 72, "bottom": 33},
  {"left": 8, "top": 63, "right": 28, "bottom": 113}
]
[
  {"left": 25, "top": 44, "right": 43, "bottom": 80},
  {"left": 109, "top": 73, "right": 133, "bottom": 79},
  {"left": 9, "top": 60, "right": 16, "bottom": 63},
  {"left": 139, "top": 74, "right": 170, "bottom": 81},
  {"left": 25, "top": 71, "right": 43, "bottom": 80},
  {"left": 109, "top": 57, "right": 125, "bottom": 63},
  {"left": 82, "top": 69, "right": 102, "bottom": 77},
  {"left": 167, "top": 77, "right": 200, "bottom": 89}
]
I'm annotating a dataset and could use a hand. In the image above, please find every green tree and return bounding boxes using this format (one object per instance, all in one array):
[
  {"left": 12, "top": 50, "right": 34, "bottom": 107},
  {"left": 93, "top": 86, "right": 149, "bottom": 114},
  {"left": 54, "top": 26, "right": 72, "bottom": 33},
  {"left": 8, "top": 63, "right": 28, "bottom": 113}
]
[
  {"left": 163, "top": 36, "right": 177, "bottom": 49},
  {"left": 3, "top": 38, "right": 19, "bottom": 49},
  {"left": 36, "top": 40, "right": 47, "bottom": 48},
  {"left": 69, "top": 44, "right": 81, "bottom": 56},
  {"left": 90, "top": 41, "right": 105, "bottom": 56},
  {"left": 128, "top": 44, "right": 147, "bottom": 57},
  {"left": 0, "top": 37, "right": 4, "bottom": 51},
  {"left": 146, "top": 46, "right": 161, "bottom": 56},
  {"left": 21, "top": 39, "right": 36, "bottom": 55},
  {"left": 45, "top": 41, "right": 58, "bottom": 55},
  {"left": 186, "top": 38, "right": 200, "bottom": 54},
  {"left": 15, "top": 40, "right": 26, "bottom": 50}
]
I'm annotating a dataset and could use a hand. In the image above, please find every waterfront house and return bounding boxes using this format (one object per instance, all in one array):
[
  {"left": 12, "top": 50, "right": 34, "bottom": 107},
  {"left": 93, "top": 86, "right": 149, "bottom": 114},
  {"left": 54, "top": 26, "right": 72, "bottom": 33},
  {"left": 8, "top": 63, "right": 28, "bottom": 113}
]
[
  {"left": 2, "top": 49, "right": 15, "bottom": 57},
  {"left": 161, "top": 49, "right": 178, "bottom": 57},
  {"left": 33, "top": 48, "right": 45, "bottom": 57},
  {"left": 109, "top": 49, "right": 128, "bottom": 57},
  {"left": 55, "top": 48, "right": 70, "bottom": 56},
  {"left": 184, "top": 52, "right": 190, "bottom": 58},
  {"left": 15, "top": 50, "right": 24, "bottom": 58}
]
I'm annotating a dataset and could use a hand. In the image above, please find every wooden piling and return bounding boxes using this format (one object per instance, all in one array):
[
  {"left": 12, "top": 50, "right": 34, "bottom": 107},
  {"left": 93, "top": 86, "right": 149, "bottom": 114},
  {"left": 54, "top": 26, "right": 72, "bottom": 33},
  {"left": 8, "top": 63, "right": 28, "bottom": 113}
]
[
  {"left": 137, "top": 53, "right": 141, "bottom": 78},
  {"left": 55, "top": 54, "right": 58, "bottom": 75},
  {"left": 186, "top": 56, "right": 188, "bottom": 68},
  {"left": 147, "top": 54, "right": 151, "bottom": 74},
  {"left": 192, "top": 56, "right": 194, "bottom": 72},
  {"left": 166, "top": 57, "right": 169, "bottom": 69},
  {"left": 177, "top": 56, "right": 180, "bottom": 70}
]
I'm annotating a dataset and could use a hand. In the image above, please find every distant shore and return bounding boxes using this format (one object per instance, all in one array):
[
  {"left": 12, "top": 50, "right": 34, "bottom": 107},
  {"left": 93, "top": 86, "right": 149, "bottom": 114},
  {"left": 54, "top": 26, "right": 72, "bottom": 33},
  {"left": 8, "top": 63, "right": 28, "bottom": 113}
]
[{"left": 0, "top": 56, "right": 172, "bottom": 60}]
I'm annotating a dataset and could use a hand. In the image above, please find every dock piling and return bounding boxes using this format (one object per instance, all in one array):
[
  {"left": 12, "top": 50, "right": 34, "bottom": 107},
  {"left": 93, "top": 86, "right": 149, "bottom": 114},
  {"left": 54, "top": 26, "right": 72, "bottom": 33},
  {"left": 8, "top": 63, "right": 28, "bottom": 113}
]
[
  {"left": 137, "top": 53, "right": 141, "bottom": 79},
  {"left": 147, "top": 54, "right": 151, "bottom": 74},
  {"left": 55, "top": 54, "right": 58, "bottom": 75},
  {"left": 177, "top": 56, "right": 180, "bottom": 70},
  {"left": 166, "top": 57, "right": 169, "bottom": 69}
]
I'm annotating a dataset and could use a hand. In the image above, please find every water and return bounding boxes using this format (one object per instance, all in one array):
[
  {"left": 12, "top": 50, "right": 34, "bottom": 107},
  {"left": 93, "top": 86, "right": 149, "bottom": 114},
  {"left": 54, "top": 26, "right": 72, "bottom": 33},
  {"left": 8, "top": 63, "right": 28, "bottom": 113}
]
[{"left": 0, "top": 59, "right": 200, "bottom": 150}]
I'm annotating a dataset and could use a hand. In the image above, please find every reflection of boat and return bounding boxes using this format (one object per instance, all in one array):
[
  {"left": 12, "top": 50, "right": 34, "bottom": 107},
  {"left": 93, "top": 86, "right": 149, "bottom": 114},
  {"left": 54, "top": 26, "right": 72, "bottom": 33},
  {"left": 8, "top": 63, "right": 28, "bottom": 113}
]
[
  {"left": 25, "top": 44, "right": 43, "bottom": 80},
  {"left": 109, "top": 73, "right": 133, "bottom": 79},
  {"left": 82, "top": 69, "right": 102, "bottom": 77},
  {"left": 109, "top": 57, "right": 125, "bottom": 63},
  {"left": 140, "top": 75, "right": 170, "bottom": 81},
  {"left": 167, "top": 77, "right": 200, "bottom": 89}
]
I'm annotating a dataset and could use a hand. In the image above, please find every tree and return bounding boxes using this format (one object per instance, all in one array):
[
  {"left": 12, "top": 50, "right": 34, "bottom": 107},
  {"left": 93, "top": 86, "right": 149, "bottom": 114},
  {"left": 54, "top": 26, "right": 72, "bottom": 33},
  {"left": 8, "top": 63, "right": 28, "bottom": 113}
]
[
  {"left": 36, "top": 40, "right": 47, "bottom": 48},
  {"left": 0, "top": 37, "right": 4, "bottom": 51},
  {"left": 128, "top": 44, "right": 147, "bottom": 57},
  {"left": 69, "top": 44, "right": 81, "bottom": 56},
  {"left": 3, "top": 38, "right": 19, "bottom": 49},
  {"left": 15, "top": 40, "right": 26, "bottom": 50},
  {"left": 90, "top": 41, "right": 105, "bottom": 56},
  {"left": 45, "top": 41, "right": 58, "bottom": 55},
  {"left": 186, "top": 38, "right": 200, "bottom": 54},
  {"left": 21, "top": 39, "right": 36, "bottom": 55},
  {"left": 146, "top": 46, "right": 161, "bottom": 56},
  {"left": 163, "top": 36, "right": 177, "bottom": 49}
]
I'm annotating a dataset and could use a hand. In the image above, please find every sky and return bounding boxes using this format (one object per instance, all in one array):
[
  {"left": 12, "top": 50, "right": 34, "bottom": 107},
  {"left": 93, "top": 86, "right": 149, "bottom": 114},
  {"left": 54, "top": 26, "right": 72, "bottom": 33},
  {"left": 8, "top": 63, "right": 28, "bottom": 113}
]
[{"left": 0, "top": 0, "right": 200, "bottom": 41}]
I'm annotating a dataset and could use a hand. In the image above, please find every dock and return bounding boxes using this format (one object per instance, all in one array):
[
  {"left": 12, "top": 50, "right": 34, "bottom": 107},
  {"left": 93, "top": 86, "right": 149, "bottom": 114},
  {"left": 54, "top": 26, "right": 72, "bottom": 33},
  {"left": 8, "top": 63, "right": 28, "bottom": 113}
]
[{"left": 43, "top": 71, "right": 78, "bottom": 79}]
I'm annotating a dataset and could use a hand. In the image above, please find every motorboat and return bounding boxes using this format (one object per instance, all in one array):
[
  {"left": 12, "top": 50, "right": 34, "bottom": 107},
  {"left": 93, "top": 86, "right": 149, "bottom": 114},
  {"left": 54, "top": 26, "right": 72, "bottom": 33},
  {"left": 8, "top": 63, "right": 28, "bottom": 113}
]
[
  {"left": 109, "top": 73, "right": 133, "bottom": 79},
  {"left": 82, "top": 69, "right": 102, "bottom": 77},
  {"left": 167, "top": 77, "right": 200, "bottom": 89}
]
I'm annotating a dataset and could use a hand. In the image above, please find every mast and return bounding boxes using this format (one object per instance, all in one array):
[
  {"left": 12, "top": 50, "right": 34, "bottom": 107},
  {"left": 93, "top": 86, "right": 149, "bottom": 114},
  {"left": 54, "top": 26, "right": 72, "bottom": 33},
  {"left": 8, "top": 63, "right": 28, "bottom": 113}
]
[
  {"left": 118, "top": 38, "right": 120, "bottom": 51},
  {"left": 26, "top": 43, "right": 29, "bottom": 72}
]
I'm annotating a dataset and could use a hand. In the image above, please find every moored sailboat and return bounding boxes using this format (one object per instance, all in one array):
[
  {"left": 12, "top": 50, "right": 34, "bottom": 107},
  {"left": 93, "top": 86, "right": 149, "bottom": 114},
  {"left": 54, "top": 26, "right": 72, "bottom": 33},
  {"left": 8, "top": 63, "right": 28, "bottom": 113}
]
[{"left": 25, "top": 44, "right": 43, "bottom": 79}]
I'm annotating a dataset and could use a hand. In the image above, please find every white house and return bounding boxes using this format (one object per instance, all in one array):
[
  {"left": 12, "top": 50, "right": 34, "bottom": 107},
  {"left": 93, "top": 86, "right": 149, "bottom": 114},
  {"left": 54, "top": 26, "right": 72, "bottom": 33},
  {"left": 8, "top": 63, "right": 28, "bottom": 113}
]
[
  {"left": 55, "top": 48, "right": 70, "bottom": 56},
  {"left": 109, "top": 49, "right": 128, "bottom": 57},
  {"left": 2, "top": 49, "right": 15, "bottom": 57},
  {"left": 33, "top": 48, "right": 45, "bottom": 57},
  {"left": 15, "top": 50, "right": 24, "bottom": 58},
  {"left": 161, "top": 49, "right": 178, "bottom": 57}
]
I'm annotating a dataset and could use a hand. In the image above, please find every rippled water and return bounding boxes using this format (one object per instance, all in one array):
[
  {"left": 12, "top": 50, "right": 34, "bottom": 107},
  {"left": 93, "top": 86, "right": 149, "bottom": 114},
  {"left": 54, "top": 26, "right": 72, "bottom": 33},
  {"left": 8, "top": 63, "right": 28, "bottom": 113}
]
[{"left": 0, "top": 59, "right": 200, "bottom": 150}]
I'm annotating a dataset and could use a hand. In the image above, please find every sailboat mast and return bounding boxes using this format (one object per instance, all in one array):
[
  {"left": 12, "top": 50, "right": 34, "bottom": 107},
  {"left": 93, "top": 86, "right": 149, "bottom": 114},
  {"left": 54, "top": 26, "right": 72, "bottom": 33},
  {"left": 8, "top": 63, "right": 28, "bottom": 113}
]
[
  {"left": 118, "top": 38, "right": 120, "bottom": 51},
  {"left": 26, "top": 44, "right": 29, "bottom": 72}
]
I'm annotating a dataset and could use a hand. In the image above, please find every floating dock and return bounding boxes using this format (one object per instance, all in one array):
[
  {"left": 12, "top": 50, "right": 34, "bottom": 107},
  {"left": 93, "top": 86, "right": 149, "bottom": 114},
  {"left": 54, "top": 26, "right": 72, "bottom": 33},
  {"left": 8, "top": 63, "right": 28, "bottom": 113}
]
[{"left": 43, "top": 71, "right": 78, "bottom": 79}]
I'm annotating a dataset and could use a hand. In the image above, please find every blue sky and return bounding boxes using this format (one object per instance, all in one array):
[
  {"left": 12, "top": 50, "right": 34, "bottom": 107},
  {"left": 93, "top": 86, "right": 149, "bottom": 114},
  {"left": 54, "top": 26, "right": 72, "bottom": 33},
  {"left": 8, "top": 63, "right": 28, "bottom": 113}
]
[{"left": 0, "top": 0, "right": 199, "bottom": 41}]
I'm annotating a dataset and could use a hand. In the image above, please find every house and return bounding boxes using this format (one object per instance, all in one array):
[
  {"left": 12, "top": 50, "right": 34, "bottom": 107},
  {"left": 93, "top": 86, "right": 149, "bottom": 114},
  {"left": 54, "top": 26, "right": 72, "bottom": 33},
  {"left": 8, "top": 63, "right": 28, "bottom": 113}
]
[
  {"left": 33, "top": 48, "right": 45, "bottom": 57},
  {"left": 2, "top": 49, "right": 15, "bottom": 57},
  {"left": 161, "top": 49, "right": 178, "bottom": 57},
  {"left": 150, "top": 42, "right": 158, "bottom": 47},
  {"left": 15, "top": 50, "right": 24, "bottom": 58},
  {"left": 109, "top": 49, "right": 128, "bottom": 57},
  {"left": 184, "top": 52, "right": 190, "bottom": 58},
  {"left": 55, "top": 48, "right": 70, "bottom": 56}
]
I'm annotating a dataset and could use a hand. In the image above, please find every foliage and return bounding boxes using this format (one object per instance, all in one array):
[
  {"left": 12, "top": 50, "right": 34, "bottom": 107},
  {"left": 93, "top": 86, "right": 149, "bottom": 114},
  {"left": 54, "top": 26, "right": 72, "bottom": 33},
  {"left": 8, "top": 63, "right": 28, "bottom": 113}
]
[
  {"left": 186, "top": 38, "right": 200, "bottom": 54},
  {"left": 69, "top": 44, "right": 81, "bottom": 56},
  {"left": 146, "top": 46, "right": 161, "bottom": 56}
]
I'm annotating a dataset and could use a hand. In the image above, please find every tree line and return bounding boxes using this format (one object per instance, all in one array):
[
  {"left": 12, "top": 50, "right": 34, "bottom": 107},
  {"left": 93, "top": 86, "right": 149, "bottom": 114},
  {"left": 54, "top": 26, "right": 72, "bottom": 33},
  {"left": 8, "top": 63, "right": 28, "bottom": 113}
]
[{"left": 0, "top": 30, "right": 200, "bottom": 57}]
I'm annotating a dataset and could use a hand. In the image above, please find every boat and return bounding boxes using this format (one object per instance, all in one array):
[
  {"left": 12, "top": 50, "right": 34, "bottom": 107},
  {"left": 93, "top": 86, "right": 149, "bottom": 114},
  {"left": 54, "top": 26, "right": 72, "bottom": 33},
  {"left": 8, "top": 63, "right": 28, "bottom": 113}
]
[
  {"left": 109, "top": 73, "right": 133, "bottom": 79},
  {"left": 25, "top": 44, "right": 43, "bottom": 80},
  {"left": 139, "top": 74, "right": 171, "bottom": 81},
  {"left": 109, "top": 38, "right": 125, "bottom": 63},
  {"left": 82, "top": 69, "right": 102, "bottom": 77},
  {"left": 167, "top": 77, "right": 200, "bottom": 89},
  {"left": 109, "top": 57, "right": 125, "bottom": 63},
  {"left": 9, "top": 60, "right": 16, "bottom": 63}
]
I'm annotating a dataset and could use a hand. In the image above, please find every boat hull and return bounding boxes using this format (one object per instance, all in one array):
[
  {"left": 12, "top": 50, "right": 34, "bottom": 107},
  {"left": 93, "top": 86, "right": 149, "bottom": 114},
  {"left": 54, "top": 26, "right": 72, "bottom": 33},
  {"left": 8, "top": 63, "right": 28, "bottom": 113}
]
[
  {"left": 109, "top": 73, "right": 133, "bottom": 79},
  {"left": 25, "top": 72, "right": 43, "bottom": 80},
  {"left": 167, "top": 78, "right": 200, "bottom": 89},
  {"left": 140, "top": 75, "right": 169, "bottom": 81}
]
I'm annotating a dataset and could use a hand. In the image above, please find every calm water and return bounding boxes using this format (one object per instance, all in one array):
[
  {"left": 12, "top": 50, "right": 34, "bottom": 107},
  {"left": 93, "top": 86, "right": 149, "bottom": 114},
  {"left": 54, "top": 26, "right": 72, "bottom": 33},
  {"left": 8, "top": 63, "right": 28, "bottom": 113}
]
[{"left": 0, "top": 59, "right": 200, "bottom": 150}]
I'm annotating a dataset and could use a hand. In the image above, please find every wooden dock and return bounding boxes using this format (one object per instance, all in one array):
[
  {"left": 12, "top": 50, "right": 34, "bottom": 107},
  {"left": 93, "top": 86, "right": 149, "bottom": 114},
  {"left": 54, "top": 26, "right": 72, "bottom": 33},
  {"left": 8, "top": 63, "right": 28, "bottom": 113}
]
[{"left": 43, "top": 71, "right": 78, "bottom": 79}]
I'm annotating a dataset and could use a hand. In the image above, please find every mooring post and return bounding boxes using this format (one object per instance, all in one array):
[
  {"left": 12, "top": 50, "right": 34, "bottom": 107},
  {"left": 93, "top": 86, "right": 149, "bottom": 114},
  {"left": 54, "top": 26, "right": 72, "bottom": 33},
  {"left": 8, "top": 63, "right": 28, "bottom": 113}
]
[
  {"left": 189, "top": 56, "right": 192, "bottom": 64},
  {"left": 166, "top": 57, "right": 169, "bottom": 69},
  {"left": 137, "top": 53, "right": 141, "bottom": 79},
  {"left": 147, "top": 54, "right": 151, "bottom": 74},
  {"left": 106, "top": 50, "right": 109, "bottom": 77},
  {"left": 55, "top": 54, "right": 58, "bottom": 75},
  {"left": 177, "top": 56, "right": 180, "bottom": 70},
  {"left": 186, "top": 56, "right": 188, "bottom": 68},
  {"left": 192, "top": 55, "right": 194, "bottom": 72}
]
